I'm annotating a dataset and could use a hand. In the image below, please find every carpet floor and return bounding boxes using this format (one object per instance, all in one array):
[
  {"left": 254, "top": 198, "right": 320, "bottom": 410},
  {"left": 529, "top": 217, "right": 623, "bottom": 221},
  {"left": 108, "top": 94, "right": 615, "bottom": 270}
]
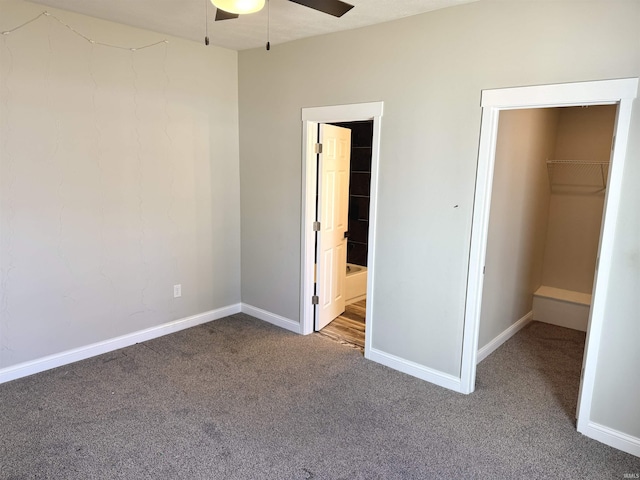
[{"left": 1, "top": 316, "right": 639, "bottom": 479}]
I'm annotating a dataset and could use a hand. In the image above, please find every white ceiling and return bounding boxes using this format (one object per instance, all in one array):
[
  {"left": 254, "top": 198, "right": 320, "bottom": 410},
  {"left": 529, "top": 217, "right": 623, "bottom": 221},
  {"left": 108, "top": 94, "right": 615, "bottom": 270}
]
[{"left": 32, "top": 0, "right": 478, "bottom": 51}]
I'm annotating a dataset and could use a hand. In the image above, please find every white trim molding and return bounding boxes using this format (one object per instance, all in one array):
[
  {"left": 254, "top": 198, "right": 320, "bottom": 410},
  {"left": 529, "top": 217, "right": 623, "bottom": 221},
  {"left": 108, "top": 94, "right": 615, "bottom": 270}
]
[
  {"left": 0, "top": 303, "right": 242, "bottom": 384},
  {"left": 481, "top": 78, "right": 638, "bottom": 109},
  {"left": 576, "top": 82, "right": 637, "bottom": 433},
  {"left": 241, "top": 304, "right": 301, "bottom": 334},
  {"left": 460, "top": 78, "right": 638, "bottom": 456},
  {"left": 301, "top": 101, "right": 384, "bottom": 122},
  {"left": 579, "top": 422, "right": 640, "bottom": 458},
  {"left": 368, "top": 347, "right": 462, "bottom": 393},
  {"left": 476, "top": 311, "right": 533, "bottom": 364}
]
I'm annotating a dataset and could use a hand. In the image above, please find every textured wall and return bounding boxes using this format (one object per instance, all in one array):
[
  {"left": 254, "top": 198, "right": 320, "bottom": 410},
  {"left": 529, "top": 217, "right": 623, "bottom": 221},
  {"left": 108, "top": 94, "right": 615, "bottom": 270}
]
[{"left": 0, "top": 1, "right": 241, "bottom": 368}]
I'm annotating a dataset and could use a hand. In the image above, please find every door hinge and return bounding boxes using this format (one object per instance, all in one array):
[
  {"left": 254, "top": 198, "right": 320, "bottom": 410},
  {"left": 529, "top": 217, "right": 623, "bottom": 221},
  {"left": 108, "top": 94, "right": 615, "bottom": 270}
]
[
  {"left": 312, "top": 295, "right": 319, "bottom": 305},
  {"left": 483, "top": 266, "right": 485, "bottom": 274},
  {"left": 315, "top": 143, "right": 323, "bottom": 154},
  {"left": 313, "top": 221, "right": 321, "bottom": 232}
]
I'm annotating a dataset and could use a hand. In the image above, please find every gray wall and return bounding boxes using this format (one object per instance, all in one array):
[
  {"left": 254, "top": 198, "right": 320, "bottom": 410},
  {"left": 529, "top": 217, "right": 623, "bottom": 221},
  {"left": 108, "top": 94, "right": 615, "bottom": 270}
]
[
  {"left": 0, "top": 1, "right": 241, "bottom": 368},
  {"left": 478, "top": 109, "right": 557, "bottom": 349},
  {"left": 238, "top": 0, "right": 640, "bottom": 436}
]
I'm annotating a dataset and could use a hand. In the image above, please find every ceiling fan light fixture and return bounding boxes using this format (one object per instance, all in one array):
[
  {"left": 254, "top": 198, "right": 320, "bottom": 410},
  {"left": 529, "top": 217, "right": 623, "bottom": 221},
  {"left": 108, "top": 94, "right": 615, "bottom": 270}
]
[{"left": 211, "top": 0, "right": 265, "bottom": 15}]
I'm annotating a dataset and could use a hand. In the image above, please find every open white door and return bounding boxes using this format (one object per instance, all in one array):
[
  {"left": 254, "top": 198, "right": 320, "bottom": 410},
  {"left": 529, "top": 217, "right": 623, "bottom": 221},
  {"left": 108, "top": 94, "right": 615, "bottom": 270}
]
[{"left": 315, "top": 124, "right": 351, "bottom": 330}]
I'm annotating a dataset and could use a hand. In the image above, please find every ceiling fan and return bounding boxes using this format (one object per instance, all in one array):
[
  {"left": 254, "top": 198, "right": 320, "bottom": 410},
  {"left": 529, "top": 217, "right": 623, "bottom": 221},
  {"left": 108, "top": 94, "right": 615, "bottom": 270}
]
[{"left": 212, "top": 0, "right": 355, "bottom": 21}]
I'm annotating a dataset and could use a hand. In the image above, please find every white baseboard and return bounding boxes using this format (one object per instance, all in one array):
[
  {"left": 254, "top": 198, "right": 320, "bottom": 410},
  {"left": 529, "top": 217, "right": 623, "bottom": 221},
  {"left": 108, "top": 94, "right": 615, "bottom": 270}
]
[
  {"left": 366, "top": 347, "right": 462, "bottom": 393},
  {"left": 477, "top": 311, "right": 533, "bottom": 364},
  {"left": 0, "top": 303, "right": 242, "bottom": 385},
  {"left": 241, "top": 303, "right": 301, "bottom": 334},
  {"left": 345, "top": 294, "right": 367, "bottom": 306},
  {"left": 579, "top": 421, "right": 640, "bottom": 458}
]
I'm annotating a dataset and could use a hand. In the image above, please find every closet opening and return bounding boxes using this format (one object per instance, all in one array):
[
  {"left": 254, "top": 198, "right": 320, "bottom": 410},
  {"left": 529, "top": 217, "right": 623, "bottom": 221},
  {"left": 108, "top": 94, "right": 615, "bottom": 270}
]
[
  {"left": 476, "top": 104, "right": 616, "bottom": 417},
  {"left": 460, "top": 78, "right": 637, "bottom": 453}
]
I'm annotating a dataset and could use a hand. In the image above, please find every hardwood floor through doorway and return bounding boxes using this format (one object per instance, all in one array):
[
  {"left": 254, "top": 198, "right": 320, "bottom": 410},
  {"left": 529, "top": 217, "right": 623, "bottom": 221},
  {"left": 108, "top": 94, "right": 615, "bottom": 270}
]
[{"left": 317, "top": 299, "right": 366, "bottom": 352}]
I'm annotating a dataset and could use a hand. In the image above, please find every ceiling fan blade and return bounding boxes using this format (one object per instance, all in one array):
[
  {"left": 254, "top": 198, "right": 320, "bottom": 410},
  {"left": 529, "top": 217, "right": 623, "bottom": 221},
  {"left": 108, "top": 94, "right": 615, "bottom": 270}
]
[
  {"left": 288, "top": 0, "right": 354, "bottom": 18},
  {"left": 215, "top": 8, "right": 240, "bottom": 21}
]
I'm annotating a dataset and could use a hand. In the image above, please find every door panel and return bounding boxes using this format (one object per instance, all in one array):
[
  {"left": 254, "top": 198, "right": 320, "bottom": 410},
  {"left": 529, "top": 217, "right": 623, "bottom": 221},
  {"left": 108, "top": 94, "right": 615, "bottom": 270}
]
[{"left": 316, "top": 124, "right": 351, "bottom": 330}]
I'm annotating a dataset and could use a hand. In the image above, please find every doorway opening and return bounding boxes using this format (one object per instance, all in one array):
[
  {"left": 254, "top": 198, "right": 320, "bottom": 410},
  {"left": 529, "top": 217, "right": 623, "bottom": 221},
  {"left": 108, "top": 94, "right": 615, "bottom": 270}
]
[
  {"left": 476, "top": 103, "right": 616, "bottom": 419},
  {"left": 300, "top": 102, "right": 384, "bottom": 362},
  {"left": 460, "top": 78, "right": 638, "bottom": 454},
  {"left": 315, "top": 120, "right": 373, "bottom": 352}
]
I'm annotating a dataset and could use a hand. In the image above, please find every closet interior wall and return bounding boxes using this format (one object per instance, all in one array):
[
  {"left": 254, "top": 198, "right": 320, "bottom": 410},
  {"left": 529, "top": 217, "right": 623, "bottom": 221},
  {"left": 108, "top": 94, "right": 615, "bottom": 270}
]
[
  {"left": 479, "top": 105, "right": 617, "bottom": 351},
  {"left": 541, "top": 105, "right": 617, "bottom": 294}
]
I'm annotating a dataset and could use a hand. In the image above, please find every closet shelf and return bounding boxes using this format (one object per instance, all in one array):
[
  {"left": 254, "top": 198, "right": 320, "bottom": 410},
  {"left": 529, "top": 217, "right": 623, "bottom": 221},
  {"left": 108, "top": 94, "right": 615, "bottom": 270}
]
[{"left": 546, "top": 159, "right": 609, "bottom": 191}]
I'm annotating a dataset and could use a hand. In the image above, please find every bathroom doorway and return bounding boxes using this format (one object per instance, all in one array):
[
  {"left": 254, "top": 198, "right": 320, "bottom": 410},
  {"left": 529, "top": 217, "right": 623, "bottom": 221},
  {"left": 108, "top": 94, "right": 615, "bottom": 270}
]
[
  {"left": 299, "top": 102, "right": 384, "bottom": 361},
  {"left": 316, "top": 120, "right": 374, "bottom": 351}
]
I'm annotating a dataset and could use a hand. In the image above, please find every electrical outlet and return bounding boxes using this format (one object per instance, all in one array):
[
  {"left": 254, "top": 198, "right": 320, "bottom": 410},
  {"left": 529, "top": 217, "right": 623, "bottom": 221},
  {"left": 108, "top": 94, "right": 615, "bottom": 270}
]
[{"left": 173, "top": 284, "right": 182, "bottom": 298}]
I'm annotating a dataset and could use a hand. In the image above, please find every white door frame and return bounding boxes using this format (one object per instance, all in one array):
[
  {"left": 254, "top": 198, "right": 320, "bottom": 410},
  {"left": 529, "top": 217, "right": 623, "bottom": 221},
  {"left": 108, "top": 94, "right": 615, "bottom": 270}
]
[
  {"left": 300, "top": 102, "right": 384, "bottom": 359},
  {"left": 460, "top": 78, "right": 638, "bottom": 445}
]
